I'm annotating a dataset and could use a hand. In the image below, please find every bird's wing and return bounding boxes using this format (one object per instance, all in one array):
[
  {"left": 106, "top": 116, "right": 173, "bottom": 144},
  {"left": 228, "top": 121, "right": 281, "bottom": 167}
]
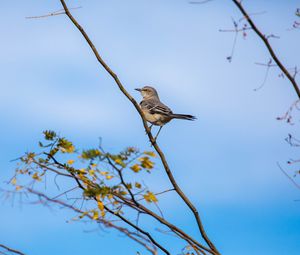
[{"left": 140, "top": 99, "right": 173, "bottom": 116}]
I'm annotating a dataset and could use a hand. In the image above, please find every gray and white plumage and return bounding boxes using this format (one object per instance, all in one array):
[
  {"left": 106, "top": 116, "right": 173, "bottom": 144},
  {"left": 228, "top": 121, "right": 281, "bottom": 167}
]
[{"left": 135, "top": 86, "right": 196, "bottom": 129}]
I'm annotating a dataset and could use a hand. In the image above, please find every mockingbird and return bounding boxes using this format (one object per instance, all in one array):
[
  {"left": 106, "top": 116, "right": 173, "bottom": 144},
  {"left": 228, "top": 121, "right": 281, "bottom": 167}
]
[{"left": 135, "top": 86, "right": 196, "bottom": 139}]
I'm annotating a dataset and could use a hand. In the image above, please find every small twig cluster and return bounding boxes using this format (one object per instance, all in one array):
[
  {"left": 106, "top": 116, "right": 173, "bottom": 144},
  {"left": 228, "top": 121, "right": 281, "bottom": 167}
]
[
  {"left": 232, "top": 0, "right": 300, "bottom": 98},
  {"left": 219, "top": 18, "right": 252, "bottom": 62},
  {"left": 276, "top": 99, "right": 300, "bottom": 125}
]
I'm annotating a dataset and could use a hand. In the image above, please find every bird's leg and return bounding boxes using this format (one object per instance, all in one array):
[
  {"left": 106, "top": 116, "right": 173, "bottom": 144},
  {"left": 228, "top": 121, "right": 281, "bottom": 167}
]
[
  {"left": 146, "top": 124, "right": 153, "bottom": 135},
  {"left": 154, "top": 126, "right": 163, "bottom": 141}
]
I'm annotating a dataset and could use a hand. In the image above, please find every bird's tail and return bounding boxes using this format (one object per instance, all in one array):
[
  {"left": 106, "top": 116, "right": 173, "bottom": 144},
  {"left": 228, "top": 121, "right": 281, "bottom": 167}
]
[{"left": 171, "top": 113, "right": 196, "bottom": 121}]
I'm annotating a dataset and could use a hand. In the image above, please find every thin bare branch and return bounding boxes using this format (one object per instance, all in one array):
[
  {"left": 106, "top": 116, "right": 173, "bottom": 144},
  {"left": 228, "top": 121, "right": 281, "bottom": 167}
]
[
  {"left": 0, "top": 245, "right": 25, "bottom": 255},
  {"left": 32, "top": 159, "right": 73, "bottom": 178},
  {"left": 286, "top": 134, "right": 300, "bottom": 147},
  {"left": 277, "top": 163, "right": 300, "bottom": 190},
  {"left": 189, "top": 0, "right": 214, "bottom": 4},
  {"left": 253, "top": 59, "right": 273, "bottom": 91},
  {"left": 58, "top": 1, "right": 220, "bottom": 253},
  {"left": 277, "top": 100, "right": 300, "bottom": 125},
  {"left": 25, "top": 7, "right": 82, "bottom": 19},
  {"left": 238, "top": 11, "right": 267, "bottom": 22}
]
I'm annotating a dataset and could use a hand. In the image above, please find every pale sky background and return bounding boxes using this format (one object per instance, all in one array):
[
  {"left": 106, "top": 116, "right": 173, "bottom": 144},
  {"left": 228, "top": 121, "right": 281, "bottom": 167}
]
[{"left": 1, "top": 0, "right": 300, "bottom": 254}]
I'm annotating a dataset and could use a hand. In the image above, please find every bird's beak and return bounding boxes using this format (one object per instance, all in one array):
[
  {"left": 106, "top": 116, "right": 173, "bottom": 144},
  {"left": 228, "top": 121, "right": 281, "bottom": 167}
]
[{"left": 135, "top": 88, "right": 142, "bottom": 92}]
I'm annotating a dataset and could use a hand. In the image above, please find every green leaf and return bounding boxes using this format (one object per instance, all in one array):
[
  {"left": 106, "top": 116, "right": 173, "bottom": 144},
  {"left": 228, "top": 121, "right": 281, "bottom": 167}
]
[
  {"left": 43, "top": 130, "right": 57, "bottom": 141},
  {"left": 81, "top": 149, "right": 102, "bottom": 159},
  {"left": 135, "top": 182, "right": 142, "bottom": 189},
  {"left": 58, "top": 138, "right": 75, "bottom": 153}
]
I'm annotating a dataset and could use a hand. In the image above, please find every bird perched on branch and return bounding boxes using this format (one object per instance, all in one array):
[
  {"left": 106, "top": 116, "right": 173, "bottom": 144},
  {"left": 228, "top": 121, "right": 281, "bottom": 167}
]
[{"left": 135, "top": 86, "right": 196, "bottom": 140}]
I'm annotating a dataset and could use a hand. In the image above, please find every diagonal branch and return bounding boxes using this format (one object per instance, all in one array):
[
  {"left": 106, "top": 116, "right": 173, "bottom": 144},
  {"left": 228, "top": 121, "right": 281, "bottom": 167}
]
[
  {"left": 0, "top": 245, "right": 25, "bottom": 255},
  {"left": 232, "top": 0, "right": 300, "bottom": 99},
  {"left": 58, "top": 1, "right": 219, "bottom": 253}
]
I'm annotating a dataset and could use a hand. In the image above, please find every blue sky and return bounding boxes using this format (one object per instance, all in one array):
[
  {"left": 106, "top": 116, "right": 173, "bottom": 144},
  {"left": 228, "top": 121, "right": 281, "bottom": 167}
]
[{"left": 1, "top": 0, "right": 300, "bottom": 254}]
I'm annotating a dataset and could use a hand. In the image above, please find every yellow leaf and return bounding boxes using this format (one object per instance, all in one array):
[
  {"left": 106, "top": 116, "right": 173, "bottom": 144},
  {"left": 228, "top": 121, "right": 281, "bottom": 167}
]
[
  {"left": 100, "top": 171, "right": 108, "bottom": 176},
  {"left": 66, "top": 145, "right": 75, "bottom": 153},
  {"left": 144, "top": 151, "right": 156, "bottom": 157},
  {"left": 15, "top": 186, "right": 22, "bottom": 191},
  {"left": 186, "top": 245, "right": 192, "bottom": 251},
  {"left": 67, "top": 159, "right": 75, "bottom": 165},
  {"left": 135, "top": 182, "right": 142, "bottom": 189},
  {"left": 106, "top": 175, "right": 113, "bottom": 180},
  {"left": 92, "top": 210, "right": 99, "bottom": 220},
  {"left": 79, "top": 168, "right": 86, "bottom": 174},
  {"left": 32, "top": 172, "right": 41, "bottom": 181},
  {"left": 113, "top": 201, "right": 119, "bottom": 206},
  {"left": 130, "top": 164, "right": 141, "bottom": 173},
  {"left": 88, "top": 169, "right": 95, "bottom": 176},
  {"left": 139, "top": 157, "right": 154, "bottom": 169},
  {"left": 60, "top": 145, "right": 75, "bottom": 153},
  {"left": 114, "top": 158, "right": 126, "bottom": 167},
  {"left": 11, "top": 177, "right": 17, "bottom": 185},
  {"left": 143, "top": 191, "right": 158, "bottom": 203},
  {"left": 79, "top": 211, "right": 89, "bottom": 219},
  {"left": 97, "top": 200, "right": 104, "bottom": 211}
]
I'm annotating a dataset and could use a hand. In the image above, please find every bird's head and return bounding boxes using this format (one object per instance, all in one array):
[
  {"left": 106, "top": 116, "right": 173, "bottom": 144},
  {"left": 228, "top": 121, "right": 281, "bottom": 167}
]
[{"left": 135, "top": 86, "right": 159, "bottom": 99}]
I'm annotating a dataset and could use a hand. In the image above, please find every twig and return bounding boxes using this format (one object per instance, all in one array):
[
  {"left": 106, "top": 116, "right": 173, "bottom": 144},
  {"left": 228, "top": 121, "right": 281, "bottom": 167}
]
[
  {"left": 253, "top": 59, "right": 274, "bottom": 91},
  {"left": 189, "top": 0, "right": 213, "bottom": 4},
  {"left": 285, "top": 133, "right": 300, "bottom": 147},
  {"left": 25, "top": 7, "right": 82, "bottom": 19},
  {"left": 277, "top": 162, "right": 300, "bottom": 190},
  {"left": 276, "top": 100, "right": 300, "bottom": 125},
  {"left": 238, "top": 11, "right": 267, "bottom": 22},
  {"left": 219, "top": 18, "right": 251, "bottom": 62},
  {"left": 228, "top": 20, "right": 239, "bottom": 63},
  {"left": 51, "top": 186, "right": 78, "bottom": 200}
]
